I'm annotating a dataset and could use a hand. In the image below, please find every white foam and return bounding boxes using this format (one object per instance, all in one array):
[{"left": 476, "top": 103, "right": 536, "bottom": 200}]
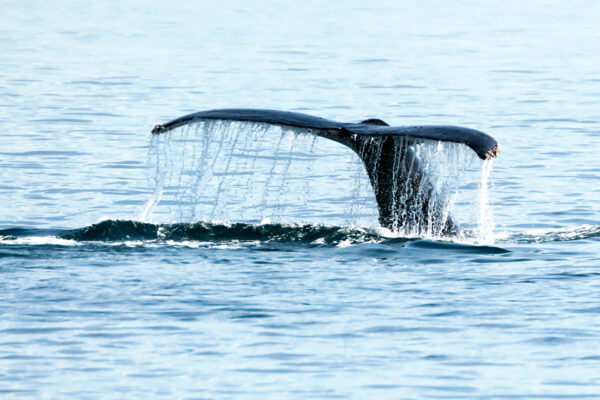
[{"left": 0, "top": 236, "right": 81, "bottom": 246}]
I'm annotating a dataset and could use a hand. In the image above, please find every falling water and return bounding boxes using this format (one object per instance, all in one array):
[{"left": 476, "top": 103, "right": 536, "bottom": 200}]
[
  {"left": 141, "top": 121, "right": 379, "bottom": 227},
  {"left": 409, "top": 138, "right": 495, "bottom": 242},
  {"left": 476, "top": 159, "right": 496, "bottom": 244},
  {"left": 141, "top": 121, "right": 495, "bottom": 242}
]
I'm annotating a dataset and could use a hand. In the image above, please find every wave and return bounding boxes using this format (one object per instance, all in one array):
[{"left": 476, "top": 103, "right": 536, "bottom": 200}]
[
  {"left": 497, "top": 224, "right": 600, "bottom": 244},
  {"left": 1, "top": 219, "right": 385, "bottom": 246},
  {"left": 2, "top": 220, "right": 598, "bottom": 250}
]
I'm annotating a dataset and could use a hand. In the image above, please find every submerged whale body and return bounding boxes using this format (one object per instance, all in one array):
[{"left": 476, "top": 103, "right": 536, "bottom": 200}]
[{"left": 152, "top": 109, "right": 499, "bottom": 234}]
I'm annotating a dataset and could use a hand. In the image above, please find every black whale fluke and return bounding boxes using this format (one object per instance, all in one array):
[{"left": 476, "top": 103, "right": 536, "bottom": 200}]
[{"left": 151, "top": 108, "right": 499, "bottom": 234}]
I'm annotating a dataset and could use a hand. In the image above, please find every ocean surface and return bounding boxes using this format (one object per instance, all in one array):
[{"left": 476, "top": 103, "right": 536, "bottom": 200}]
[{"left": 1, "top": 1, "right": 600, "bottom": 398}]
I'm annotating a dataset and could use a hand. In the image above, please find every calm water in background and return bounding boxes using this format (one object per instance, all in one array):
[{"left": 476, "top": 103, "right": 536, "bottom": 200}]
[{"left": 1, "top": 1, "right": 600, "bottom": 398}]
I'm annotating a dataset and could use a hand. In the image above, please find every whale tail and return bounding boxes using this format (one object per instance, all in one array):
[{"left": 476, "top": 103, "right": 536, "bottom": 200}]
[
  {"left": 152, "top": 108, "right": 499, "bottom": 234},
  {"left": 356, "top": 135, "right": 455, "bottom": 234}
]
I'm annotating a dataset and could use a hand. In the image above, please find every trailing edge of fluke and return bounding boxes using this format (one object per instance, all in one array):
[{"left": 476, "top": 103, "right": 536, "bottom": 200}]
[
  {"left": 151, "top": 108, "right": 499, "bottom": 234},
  {"left": 152, "top": 108, "right": 499, "bottom": 160}
]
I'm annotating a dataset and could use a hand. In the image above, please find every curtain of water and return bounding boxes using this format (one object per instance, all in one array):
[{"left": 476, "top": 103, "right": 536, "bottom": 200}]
[
  {"left": 141, "top": 121, "right": 495, "bottom": 242},
  {"left": 412, "top": 140, "right": 496, "bottom": 242},
  {"left": 141, "top": 121, "right": 379, "bottom": 227}
]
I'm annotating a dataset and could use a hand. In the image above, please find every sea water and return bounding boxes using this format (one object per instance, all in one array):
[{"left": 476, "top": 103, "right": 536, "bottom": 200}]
[{"left": 1, "top": 1, "right": 600, "bottom": 398}]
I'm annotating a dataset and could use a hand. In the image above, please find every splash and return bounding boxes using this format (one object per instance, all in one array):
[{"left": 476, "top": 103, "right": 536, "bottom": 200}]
[{"left": 141, "top": 121, "right": 496, "bottom": 242}]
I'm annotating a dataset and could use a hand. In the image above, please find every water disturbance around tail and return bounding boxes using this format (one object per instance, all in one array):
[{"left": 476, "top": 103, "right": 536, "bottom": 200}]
[{"left": 141, "top": 120, "right": 497, "bottom": 243}]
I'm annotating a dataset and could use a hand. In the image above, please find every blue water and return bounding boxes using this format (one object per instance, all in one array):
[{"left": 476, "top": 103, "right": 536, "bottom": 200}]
[{"left": 2, "top": 1, "right": 600, "bottom": 398}]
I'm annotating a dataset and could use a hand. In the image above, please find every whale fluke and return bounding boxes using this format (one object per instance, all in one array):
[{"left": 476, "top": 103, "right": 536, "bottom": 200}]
[{"left": 152, "top": 108, "right": 499, "bottom": 234}]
